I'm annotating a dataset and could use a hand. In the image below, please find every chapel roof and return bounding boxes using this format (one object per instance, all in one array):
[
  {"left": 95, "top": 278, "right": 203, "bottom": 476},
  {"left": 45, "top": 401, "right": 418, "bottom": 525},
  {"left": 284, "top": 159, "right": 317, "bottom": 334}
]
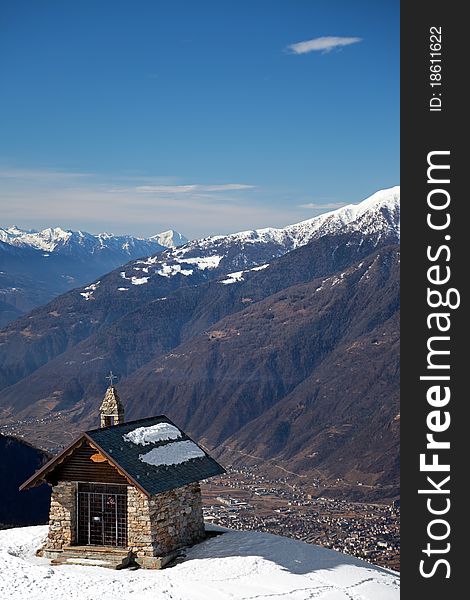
[{"left": 20, "top": 415, "right": 225, "bottom": 496}]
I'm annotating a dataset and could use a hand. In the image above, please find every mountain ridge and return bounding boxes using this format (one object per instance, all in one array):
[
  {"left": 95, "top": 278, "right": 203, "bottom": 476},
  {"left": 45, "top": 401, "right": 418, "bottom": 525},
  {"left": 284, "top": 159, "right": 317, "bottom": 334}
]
[
  {"left": 0, "top": 225, "right": 188, "bottom": 254},
  {"left": 0, "top": 226, "right": 188, "bottom": 326},
  {"left": 0, "top": 186, "right": 400, "bottom": 398},
  {"left": 0, "top": 187, "right": 400, "bottom": 499}
]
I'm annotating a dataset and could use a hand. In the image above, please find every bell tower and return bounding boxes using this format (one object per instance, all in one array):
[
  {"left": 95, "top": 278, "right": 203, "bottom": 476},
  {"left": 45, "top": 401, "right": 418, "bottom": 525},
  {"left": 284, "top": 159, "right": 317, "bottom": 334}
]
[{"left": 99, "top": 371, "right": 125, "bottom": 428}]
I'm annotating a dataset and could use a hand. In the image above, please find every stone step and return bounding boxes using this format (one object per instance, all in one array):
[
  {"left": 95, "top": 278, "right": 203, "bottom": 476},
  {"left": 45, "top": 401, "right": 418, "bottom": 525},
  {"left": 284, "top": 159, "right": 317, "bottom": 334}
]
[
  {"left": 47, "top": 547, "right": 184, "bottom": 570},
  {"left": 65, "top": 557, "right": 119, "bottom": 568},
  {"left": 63, "top": 544, "right": 129, "bottom": 555},
  {"left": 62, "top": 550, "right": 127, "bottom": 560},
  {"left": 50, "top": 548, "right": 131, "bottom": 569}
]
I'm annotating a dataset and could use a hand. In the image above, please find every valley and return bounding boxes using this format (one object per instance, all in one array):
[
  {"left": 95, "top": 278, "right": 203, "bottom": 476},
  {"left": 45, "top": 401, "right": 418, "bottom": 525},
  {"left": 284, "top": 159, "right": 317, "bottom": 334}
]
[{"left": 201, "top": 465, "right": 400, "bottom": 571}]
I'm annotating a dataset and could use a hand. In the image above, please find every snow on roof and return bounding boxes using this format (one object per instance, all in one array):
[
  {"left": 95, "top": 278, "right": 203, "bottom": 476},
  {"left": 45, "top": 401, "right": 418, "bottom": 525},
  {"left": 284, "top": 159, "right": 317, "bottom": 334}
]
[
  {"left": 139, "top": 440, "right": 205, "bottom": 467},
  {"left": 84, "top": 416, "right": 225, "bottom": 495},
  {"left": 123, "top": 422, "right": 182, "bottom": 445}
]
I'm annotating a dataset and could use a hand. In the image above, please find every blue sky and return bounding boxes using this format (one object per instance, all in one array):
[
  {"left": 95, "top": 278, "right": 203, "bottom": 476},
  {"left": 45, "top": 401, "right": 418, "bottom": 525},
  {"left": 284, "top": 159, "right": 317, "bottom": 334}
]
[{"left": 0, "top": 0, "right": 399, "bottom": 239}]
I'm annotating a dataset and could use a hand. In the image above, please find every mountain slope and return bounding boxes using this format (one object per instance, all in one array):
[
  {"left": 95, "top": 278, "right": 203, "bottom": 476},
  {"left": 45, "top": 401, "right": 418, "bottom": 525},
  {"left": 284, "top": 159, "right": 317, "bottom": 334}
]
[
  {"left": 0, "top": 298, "right": 23, "bottom": 329},
  {"left": 0, "top": 188, "right": 400, "bottom": 498},
  {"left": 0, "top": 187, "right": 399, "bottom": 392},
  {"left": 116, "top": 246, "right": 400, "bottom": 496},
  {"left": 219, "top": 300, "right": 399, "bottom": 498},
  {"left": 0, "top": 226, "right": 396, "bottom": 399},
  {"left": 0, "top": 226, "right": 187, "bottom": 324},
  {"left": 0, "top": 245, "right": 400, "bottom": 498}
]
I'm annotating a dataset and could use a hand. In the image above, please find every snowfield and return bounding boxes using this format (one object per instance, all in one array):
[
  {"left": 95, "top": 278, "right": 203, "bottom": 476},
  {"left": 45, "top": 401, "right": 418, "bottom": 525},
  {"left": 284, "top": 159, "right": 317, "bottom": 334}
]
[{"left": 0, "top": 525, "right": 399, "bottom": 600}]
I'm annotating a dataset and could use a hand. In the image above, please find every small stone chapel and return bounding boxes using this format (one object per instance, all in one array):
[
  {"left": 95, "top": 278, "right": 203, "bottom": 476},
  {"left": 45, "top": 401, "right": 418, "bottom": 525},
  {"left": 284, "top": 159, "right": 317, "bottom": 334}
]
[{"left": 20, "top": 377, "right": 225, "bottom": 568}]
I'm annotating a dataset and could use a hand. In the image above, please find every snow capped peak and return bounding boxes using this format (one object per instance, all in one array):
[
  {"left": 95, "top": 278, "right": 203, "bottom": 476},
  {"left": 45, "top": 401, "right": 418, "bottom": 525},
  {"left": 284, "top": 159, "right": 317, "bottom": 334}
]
[
  {"left": 4, "top": 225, "right": 31, "bottom": 235},
  {"left": 176, "top": 186, "right": 400, "bottom": 255},
  {"left": 263, "top": 185, "right": 400, "bottom": 245},
  {"left": 351, "top": 185, "right": 400, "bottom": 212},
  {"left": 114, "top": 186, "right": 399, "bottom": 290},
  {"left": 0, "top": 226, "right": 189, "bottom": 255},
  {"left": 0, "top": 226, "right": 73, "bottom": 251},
  {"left": 0, "top": 225, "right": 35, "bottom": 244},
  {"left": 281, "top": 185, "right": 400, "bottom": 245},
  {"left": 150, "top": 229, "right": 189, "bottom": 248}
]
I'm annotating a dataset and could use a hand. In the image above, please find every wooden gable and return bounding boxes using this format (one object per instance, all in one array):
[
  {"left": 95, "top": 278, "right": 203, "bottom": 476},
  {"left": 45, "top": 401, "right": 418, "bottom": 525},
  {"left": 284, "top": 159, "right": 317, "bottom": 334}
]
[{"left": 46, "top": 440, "right": 129, "bottom": 486}]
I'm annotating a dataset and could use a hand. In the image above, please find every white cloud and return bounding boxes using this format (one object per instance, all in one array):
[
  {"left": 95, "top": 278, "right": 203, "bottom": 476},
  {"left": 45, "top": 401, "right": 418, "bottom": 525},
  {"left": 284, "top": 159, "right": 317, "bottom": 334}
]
[
  {"left": 0, "top": 168, "right": 296, "bottom": 239},
  {"left": 133, "top": 183, "right": 255, "bottom": 194},
  {"left": 298, "top": 202, "right": 346, "bottom": 209},
  {"left": 0, "top": 168, "right": 92, "bottom": 181},
  {"left": 287, "top": 36, "right": 362, "bottom": 55}
]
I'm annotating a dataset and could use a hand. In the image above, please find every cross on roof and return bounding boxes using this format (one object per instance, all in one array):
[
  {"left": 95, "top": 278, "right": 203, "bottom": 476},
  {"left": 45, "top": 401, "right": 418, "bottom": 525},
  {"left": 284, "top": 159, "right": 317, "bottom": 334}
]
[{"left": 106, "top": 371, "right": 118, "bottom": 386}]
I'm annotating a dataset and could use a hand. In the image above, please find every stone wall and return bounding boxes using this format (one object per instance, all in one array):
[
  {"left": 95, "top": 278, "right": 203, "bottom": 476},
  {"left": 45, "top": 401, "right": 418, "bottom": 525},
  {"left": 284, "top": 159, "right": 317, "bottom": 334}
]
[
  {"left": 43, "top": 480, "right": 204, "bottom": 558},
  {"left": 127, "top": 483, "right": 205, "bottom": 557},
  {"left": 127, "top": 486, "right": 153, "bottom": 556},
  {"left": 44, "top": 481, "right": 76, "bottom": 550}
]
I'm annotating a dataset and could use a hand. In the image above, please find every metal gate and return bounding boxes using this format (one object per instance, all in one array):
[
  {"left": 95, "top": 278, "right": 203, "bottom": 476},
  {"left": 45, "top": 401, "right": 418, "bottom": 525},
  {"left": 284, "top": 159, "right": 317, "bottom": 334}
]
[{"left": 77, "top": 483, "right": 127, "bottom": 547}]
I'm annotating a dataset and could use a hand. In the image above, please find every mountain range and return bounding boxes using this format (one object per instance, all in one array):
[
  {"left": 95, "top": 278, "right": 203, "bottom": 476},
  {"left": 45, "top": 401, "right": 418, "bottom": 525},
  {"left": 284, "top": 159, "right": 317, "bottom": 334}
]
[
  {"left": 0, "top": 187, "right": 400, "bottom": 500},
  {"left": 0, "top": 226, "right": 188, "bottom": 326}
]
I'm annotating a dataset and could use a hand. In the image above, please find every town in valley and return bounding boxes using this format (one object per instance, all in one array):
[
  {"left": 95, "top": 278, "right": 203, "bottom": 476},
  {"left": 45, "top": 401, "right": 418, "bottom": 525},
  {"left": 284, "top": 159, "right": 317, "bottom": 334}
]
[{"left": 201, "top": 465, "right": 400, "bottom": 572}]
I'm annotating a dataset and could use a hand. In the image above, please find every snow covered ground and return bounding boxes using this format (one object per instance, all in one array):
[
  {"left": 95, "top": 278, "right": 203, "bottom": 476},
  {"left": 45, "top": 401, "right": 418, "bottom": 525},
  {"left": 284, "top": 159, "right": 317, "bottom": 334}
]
[{"left": 0, "top": 525, "right": 399, "bottom": 600}]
